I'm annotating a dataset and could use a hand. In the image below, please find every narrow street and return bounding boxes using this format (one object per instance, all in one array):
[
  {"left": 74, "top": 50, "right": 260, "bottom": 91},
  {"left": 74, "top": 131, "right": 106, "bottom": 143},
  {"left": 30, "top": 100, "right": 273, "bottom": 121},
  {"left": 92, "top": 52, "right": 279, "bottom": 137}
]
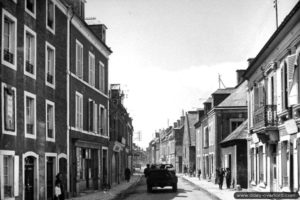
[{"left": 117, "top": 175, "right": 217, "bottom": 200}]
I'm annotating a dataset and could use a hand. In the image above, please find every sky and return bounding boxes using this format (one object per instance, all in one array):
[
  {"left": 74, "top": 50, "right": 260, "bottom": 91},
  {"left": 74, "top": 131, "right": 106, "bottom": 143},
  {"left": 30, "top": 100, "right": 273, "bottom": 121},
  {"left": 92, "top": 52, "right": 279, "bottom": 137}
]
[{"left": 86, "top": 0, "right": 299, "bottom": 149}]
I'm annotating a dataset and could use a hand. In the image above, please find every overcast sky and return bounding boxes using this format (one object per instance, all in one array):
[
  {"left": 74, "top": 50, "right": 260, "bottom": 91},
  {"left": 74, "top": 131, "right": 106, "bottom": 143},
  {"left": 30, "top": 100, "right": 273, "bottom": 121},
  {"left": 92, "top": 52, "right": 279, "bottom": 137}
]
[{"left": 86, "top": 0, "right": 299, "bottom": 149}]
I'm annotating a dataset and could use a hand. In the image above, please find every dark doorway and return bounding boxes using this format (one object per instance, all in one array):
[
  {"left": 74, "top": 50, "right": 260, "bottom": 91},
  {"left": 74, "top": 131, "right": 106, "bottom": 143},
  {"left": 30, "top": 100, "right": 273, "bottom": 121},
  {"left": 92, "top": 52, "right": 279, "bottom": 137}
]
[
  {"left": 25, "top": 156, "right": 35, "bottom": 200},
  {"left": 103, "top": 149, "right": 108, "bottom": 184},
  {"left": 47, "top": 157, "right": 54, "bottom": 200}
]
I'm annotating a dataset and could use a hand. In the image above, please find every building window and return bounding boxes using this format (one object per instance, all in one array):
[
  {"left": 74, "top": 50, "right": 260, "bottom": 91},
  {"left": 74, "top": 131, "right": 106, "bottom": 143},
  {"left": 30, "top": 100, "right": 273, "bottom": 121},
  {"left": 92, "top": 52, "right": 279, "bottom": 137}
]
[
  {"left": 230, "top": 119, "right": 243, "bottom": 133},
  {"left": 25, "top": 0, "right": 36, "bottom": 18},
  {"left": 99, "top": 105, "right": 107, "bottom": 136},
  {"left": 254, "top": 81, "right": 265, "bottom": 111},
  {"left": 88, "top": 100, "right": 97, "bottom": 133},
  {"left": 2, "top": 83, "right": 17, "bottom": 135},
  {"left": 89, "top": 52, "right": 95, "bottom": 87},
  {"left": 25, "top": 91, "right": 36, "bottom": 139},
  {"left": 258, "top": 146, "right": 264, "bottom": 183},
  {"left": 24, "top": 26, "right": 36, "bottom": 78},
  {"left": 46, "top": 0, "right": 55, "bottom": 33},
  {"left": 204, "top": 127, "right": 209, "bottom": 148},
  {"left": 99, "top": 62, "right": 105, "bottom": 92},
  {"left": 1, "top": 9, "right": 17, "bottom": 70},
  {"left": 46, "top": 42, "right": 55, "bottom": 88},
  {"left": 0, "top": 153, "right": 18, "bottom": 199},
  {"left": 46, "top": 100, "right": 55, "bottom": 141},
  {"left": 76, "top": 40, "right": 83, "bottom": 78},
  {"left": 250, "top": 148, "right": 255, "bottom": 182},
  {"left": 75, "top": 92, "right": 83, "bottom": 129}
]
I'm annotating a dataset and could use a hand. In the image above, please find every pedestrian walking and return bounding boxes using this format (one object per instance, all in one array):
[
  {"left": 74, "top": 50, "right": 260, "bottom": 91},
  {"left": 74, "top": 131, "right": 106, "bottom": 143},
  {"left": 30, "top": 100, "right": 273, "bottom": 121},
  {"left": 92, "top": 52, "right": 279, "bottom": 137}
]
[
  {"left": 184, "top": 165, "right": 188, "bottom": 176},
  {"left": 226, "top": 168, "right": 231, "bottom": 189},
  {"left": 125, "top": 167, "right": 131, "bottom": 182},
  {"left": 197, "top": 169, "right": 201, "bottom": 180},
  {"left": 215, "top": 168, "right": 219, "bottom": 184},
  {"left": 218, "top": 168, "right": 225, "bottom": 190},
  {"left": 144, "top": 164, "right": 150, "bottom": 178},
  {"left": 54, "top": 172, "right": 65, "bottom": 200}
]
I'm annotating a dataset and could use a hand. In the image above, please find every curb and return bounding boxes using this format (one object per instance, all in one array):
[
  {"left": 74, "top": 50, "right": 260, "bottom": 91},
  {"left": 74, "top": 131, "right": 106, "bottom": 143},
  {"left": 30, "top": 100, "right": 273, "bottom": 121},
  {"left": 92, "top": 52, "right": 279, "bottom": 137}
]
[
  {"left": 111, "top": 174, "right": 143, "bottom": 200},
  {"left": 180, "top": 175, "right": 222, "bottom": 200}
]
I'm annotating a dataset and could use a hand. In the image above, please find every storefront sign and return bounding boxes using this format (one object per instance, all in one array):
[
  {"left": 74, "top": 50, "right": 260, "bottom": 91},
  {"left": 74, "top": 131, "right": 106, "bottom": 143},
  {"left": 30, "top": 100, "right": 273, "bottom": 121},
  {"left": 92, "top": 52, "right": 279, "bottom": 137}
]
[
  {"left": 284, "top": 119, "right": 298, "bottom": 135},
  {"left": 252, "top": 133, "right": 259, "bottom": 143},
  {"left": 113, "top": 144, "right": 121, "bottom": 152}
]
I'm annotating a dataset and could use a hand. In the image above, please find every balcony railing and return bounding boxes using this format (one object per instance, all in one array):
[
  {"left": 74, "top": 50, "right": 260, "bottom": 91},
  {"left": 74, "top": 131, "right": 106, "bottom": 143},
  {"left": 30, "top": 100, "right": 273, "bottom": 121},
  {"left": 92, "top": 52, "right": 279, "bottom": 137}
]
[
  {"left": 253, "top": 105, "right": 277, "bottom": 129},
  {"left": 4, "top": 49, "right": 14, "bottom": 64},
  {"left": 26, "top": 61, "right": 34, "bottom": 74}
]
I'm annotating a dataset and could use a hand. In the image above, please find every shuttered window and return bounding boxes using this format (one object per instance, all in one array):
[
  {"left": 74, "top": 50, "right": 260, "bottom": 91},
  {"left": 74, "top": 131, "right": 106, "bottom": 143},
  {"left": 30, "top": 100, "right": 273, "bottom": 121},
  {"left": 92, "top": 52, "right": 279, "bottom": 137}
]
[{"left": 76, "top": 41, "right": 83, "bottom": 78}]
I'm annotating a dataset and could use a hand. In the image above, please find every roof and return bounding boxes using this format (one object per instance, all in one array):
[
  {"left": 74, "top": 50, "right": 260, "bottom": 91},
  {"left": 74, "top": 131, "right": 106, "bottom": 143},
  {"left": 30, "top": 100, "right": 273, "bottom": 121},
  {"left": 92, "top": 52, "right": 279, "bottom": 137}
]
[
  {"left": 217, "top": 81, "right": 247, "bottom": 107},
  {"left": 244, "top": 1, "right": 300, "bottom": 79},
  {"left": 220, "top": 120, "right": 248, "bottom": 146},
  {"left": 212, "top": 88, "right": 235, "bottom": 95}
]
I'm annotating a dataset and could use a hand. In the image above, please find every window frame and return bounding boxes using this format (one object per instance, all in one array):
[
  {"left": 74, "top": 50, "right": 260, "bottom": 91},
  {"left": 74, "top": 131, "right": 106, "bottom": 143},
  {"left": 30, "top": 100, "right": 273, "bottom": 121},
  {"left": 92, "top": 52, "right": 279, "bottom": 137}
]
[
  {"left": 45, "top": 42, "right": 56, "bottom": 88},
  {"left": 46, "top": 0, "right": 55, "bottom": 34},
  {"left": 0, "top": 150, "right": 19, "bottom": 200},
  {"left": 229, "top": 118, "right": 244, "bottom": 133},
  {"left": 46, "top": 100, "right": 55, "bottom": 142},
  {"left": 75, "top": 40, "right": 83, "bottom": 79},
  {"left": 24, "top": 91, "right": 37, "bottom": 139},
  {"left": 1, "top": 83, "right": 17, "bottom": 136},
  {"left": 99, "top": 61, "right": 105, "bottom": 92},
  {"left": 88, "top": 52, "right": 95, "bottom": 87},
  {"left": 24, "top": 25, "right": 37, "bottom": 79},
  {"left": 75, "top": 92, "right": 83, "bottom": 130},
  {"left": 25, "top": 0, "right": 36, "bottom": 19},
  {"left": 1, "top": 9, "right": 17, "bottom": 70}
]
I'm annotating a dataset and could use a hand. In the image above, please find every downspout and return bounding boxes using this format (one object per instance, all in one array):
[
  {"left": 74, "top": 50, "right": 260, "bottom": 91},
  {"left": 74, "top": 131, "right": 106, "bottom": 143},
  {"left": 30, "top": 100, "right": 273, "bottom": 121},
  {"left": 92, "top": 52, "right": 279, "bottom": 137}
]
[{"left": 66, "top": 6, "right": 74, "bottom": 195}]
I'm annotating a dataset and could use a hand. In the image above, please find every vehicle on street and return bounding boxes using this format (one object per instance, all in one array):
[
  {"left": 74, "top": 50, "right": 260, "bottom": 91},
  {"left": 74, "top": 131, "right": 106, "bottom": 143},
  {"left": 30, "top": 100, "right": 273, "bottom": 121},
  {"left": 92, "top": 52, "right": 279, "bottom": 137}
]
[{"left": 146, "top": 167, "right": 178, "bottom": 193}]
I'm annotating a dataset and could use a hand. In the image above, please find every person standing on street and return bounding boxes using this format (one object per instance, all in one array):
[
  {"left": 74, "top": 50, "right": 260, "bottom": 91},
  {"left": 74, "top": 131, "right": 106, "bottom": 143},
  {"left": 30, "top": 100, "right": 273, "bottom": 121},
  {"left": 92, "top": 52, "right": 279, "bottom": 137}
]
[
  {"left": 125, "top": 168, "right": 131, "bottom": 182},
  {"left": 226, "top": 168, "right": 231, "bottom": 189},
  {"left": 218, "top": 168, "right": 225, "bottom": 190},
  {"left": 54, "top": 172, "right": 65, "bottom": 200},
  {"left": 144, "top": 164, "right": 150, "bottom": 178}
]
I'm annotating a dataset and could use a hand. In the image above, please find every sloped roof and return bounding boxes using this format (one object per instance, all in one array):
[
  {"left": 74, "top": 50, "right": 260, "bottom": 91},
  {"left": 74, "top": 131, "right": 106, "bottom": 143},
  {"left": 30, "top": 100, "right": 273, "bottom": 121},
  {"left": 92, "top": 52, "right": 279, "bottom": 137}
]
[
  {"left": 220, "top": 120, "right": 248, "bottom": 146},
  {"left": 212, "top": 87, "right": 235, "bottom": 94},
  {"left": 217, "top": 81, "right": 247, "bottom": 107}
]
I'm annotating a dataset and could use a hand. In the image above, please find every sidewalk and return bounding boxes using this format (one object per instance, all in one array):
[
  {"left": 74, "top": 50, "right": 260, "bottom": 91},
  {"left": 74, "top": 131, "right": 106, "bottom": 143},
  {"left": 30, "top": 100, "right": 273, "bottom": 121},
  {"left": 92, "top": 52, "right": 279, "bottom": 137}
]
[
  {"left": 67, "top": 173, "right": 142, "bottom": 200},
  {"left": 179, "top": 174, "right": 234, "bottom": 200}
]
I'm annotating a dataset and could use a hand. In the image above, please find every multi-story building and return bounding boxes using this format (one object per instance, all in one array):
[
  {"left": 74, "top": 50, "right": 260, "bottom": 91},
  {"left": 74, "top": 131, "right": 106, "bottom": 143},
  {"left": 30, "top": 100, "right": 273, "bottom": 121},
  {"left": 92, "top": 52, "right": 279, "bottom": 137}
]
[
  {"left": 174, "top": 115, "right": 185, "bottom": 173},
  {"left": 199, "top": 77, "right": 247, "bottom": 183},
  {"left": 109, "top": 84, "right": 133, "bottom": 186},
  {"left": 182, "top": 110, "right": 200, "bottom": 175},
  {"left": 244, "top": 1, "right": 300, "bottom": 192},
  {"left": 0, "top": 1, "right": 69, "bottom": 199},
  {"left": 64, "top": 0, "right": 112, "bottom": 196}
]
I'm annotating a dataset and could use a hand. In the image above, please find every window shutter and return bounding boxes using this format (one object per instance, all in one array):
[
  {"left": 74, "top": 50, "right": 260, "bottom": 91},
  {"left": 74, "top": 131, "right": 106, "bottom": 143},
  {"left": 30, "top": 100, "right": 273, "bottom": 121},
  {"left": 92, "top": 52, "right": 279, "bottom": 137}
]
[
  {"left": 281, "top": 64, "right": 286, "bottom": 110},
  {"left": 254, "top": 86, "right": 259, "bottom": 111},
  {"left": 14, "top": 155, "right": 19, "bottom": 196},
  {"left": 276, "top": 66, "right": 282, "bottom": 113},
  {"left": 89, "top": 101, "right": 93, "bottom": 131},
  {"left": 287, "top": 54, "right": 296, "bottom": 92}
]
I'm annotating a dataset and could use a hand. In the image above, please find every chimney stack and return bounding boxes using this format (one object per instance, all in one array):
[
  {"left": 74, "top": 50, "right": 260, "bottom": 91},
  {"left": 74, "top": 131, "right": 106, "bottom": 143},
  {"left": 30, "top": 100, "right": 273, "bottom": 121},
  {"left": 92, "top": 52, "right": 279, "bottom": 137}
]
[
  {"left": 236, "top": 69, "right": 246, "bottom": 85},
  {"left": 247, "top": 58, "right": 254, "bottom": 67}
]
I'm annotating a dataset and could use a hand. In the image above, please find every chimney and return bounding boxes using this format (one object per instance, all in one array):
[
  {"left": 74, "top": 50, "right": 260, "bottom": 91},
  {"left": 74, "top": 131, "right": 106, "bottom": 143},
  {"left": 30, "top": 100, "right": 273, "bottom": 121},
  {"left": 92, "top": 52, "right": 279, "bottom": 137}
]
[
  {"left": 180, "top": 116, "right": 185, "bottom": 126},
  {"left": 173, "top": 122, "right": 177, "bottom": 128},
  {"left": 247, "top": 58, "right": 254, "bottom": 67},
  {"left": 89, "top": 24, "right": 107, "bottom": 43},
  {"left": 177, "top": 120, "right": 181, "bottom": 127},
  {"left": 65, "top": 0, "right": 86, "bottom": 20},
  {"left": 236, "top": 69, "right": 246, "bottom": 85}
]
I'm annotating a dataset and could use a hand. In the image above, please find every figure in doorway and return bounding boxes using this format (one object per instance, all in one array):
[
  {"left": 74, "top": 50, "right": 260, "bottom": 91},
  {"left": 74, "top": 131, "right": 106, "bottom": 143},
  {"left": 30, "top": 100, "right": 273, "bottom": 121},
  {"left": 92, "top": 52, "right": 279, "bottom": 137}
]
[
  {"left": 54, "top": 172, "right": 65, "bottom": 200},
  {"left": 125, "top": 168, "right": 131, "bottom": 182}
]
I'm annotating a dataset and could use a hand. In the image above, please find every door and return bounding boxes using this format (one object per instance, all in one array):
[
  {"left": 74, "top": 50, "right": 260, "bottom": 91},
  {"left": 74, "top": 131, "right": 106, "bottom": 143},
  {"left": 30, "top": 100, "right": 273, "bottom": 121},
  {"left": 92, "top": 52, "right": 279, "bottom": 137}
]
[
  {"left": 102, "top": 149, "right": 108, "bottom": 184},
  {"left": 25, "top": 156, "right": 34, "bottom": 200},
  {"left": 271, "top": 145, "right": 278, "bottom": 192},
  {"left": 47, "top": 157, "right": 54, "bottom": 200}
]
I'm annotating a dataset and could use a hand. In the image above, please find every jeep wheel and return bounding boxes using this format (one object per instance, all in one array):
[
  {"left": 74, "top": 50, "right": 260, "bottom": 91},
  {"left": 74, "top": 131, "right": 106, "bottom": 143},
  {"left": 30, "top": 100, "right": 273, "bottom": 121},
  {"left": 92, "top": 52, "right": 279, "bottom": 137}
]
[
  {"left": 147, "top": 185, "right": 152, "bottom": 193},
  {"left": 172, "top": 184, "right": 177, "bottom": 192}
]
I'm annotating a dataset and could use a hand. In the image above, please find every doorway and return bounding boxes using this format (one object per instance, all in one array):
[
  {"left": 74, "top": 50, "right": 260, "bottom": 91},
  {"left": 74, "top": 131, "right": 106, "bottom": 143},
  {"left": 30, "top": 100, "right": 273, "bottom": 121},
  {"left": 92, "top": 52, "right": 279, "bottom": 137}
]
[
  {"left": 270, "top": 144, "right": 278, "bottom": 192},
  {"left": 25, "top": 156, "right": 35, "bottom": 200}
]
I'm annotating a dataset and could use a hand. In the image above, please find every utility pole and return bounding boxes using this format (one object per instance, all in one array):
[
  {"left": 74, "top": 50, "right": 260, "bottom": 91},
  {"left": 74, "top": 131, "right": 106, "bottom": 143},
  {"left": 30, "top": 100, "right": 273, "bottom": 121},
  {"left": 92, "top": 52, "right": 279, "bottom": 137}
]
[
  {"left": 218, "top": 74, "right": 226, "bottom": 89},
  {"left": 274, "top": 0, "right": 278, "bottom": 29}
]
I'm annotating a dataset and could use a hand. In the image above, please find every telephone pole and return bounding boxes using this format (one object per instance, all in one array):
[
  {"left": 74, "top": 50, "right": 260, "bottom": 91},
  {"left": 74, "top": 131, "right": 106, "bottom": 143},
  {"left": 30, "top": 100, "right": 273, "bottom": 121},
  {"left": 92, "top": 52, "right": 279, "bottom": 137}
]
[{"left": 274, "top": 0, "right": 278, "bottom": 29}]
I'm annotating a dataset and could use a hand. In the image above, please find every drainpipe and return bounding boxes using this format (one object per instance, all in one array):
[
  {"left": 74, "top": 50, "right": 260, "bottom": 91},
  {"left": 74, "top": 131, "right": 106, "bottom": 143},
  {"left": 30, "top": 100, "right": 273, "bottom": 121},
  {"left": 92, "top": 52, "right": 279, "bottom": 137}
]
[{"left": 66, "top": 6, "right": 74, "bottom": 195}]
